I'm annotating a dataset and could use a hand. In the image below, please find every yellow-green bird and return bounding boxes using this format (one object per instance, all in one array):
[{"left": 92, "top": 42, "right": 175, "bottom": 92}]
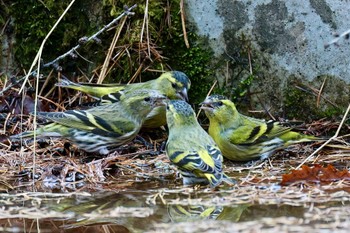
[
  {"left": 167, "top": 205, "right": 223, "bottom": 222},
  {"left": 11, "top": 90, "right": 166, "bottom": 155},
  {"left": 200, "top": 95, "right": 319, "bottom": 162},
  {"left": 56, "top": 71, "right": 191, "bottom": 128},
  {"left": 165, "top": 100, "right": 236, "bottom": 188}
]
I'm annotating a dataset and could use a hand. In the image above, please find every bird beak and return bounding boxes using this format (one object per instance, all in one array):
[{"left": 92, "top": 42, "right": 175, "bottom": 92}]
[
  {"left": 177, "top": 88, "right": 189, "bottom": 102},
  {"left": 199, "top": 100, "right": 214, "bottom": 111},
  {"left": 155, "top": 96, "right": 168, "bottom": 107}
]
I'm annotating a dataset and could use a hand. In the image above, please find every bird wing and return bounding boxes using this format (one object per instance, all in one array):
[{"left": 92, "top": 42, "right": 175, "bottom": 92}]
[
  {"left": 263, "top": 121, "right": 293, "bottom": 139},
  {"left": 227, "top": 118, "right": 291, "bottom": 145},
  {"left": 168, "top": 144, "right": 223, "bottom": 186},
  {"left": 99, "top": 91, "right": 125, "bottom": 104},
  {"left": 37, "top": 110, "right": 136, "bottom": 136},
  {"left": 93, "top": 81, "right": 152, "bottom": 106}
]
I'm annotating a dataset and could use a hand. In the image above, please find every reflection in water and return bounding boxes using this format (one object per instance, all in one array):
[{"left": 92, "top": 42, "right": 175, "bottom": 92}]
[
  {"left": 216, "top": 204, "right": 251, "bottom": 222},
  {"left": 52, "top": 192, "right": 157, "bottom": 232},
  {"left": 0, "top": 219, "right": 130, "bottom": 233},
  {"left": 167, "top": 204, "right": 253, "bottom": 223},
  {"left": 237, "top": 204, "right": 305, "bottom": 221},
  {"left": 168, "top": 205, "right": 223, "bottom": 222},
  {"left": 0, "top": 188, "right": 347, "bottom": 233},
  {"left": 0, "top": 191, "right": 154, "bottom": 233}
]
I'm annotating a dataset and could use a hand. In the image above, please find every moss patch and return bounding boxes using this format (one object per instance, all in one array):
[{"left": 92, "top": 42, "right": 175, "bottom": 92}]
[
  {"left": 6, "top": 0, "right": 215, "bottom": 105},
  {"left": 9, "top": 0, "right": 104, "bottom": 69},
  {"left": 283, "top": 75, "right": 347, "bottom": 121}
]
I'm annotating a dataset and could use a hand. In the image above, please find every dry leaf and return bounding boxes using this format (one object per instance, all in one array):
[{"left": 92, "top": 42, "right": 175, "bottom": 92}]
[{"left": 281, "top": 164, "right": 350, "bottom": 185}]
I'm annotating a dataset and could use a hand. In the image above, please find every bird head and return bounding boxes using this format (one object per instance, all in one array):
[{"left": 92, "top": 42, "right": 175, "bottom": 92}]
[
  {"left": 200, "top": 95, "right": 227, "bottom": 112},
  {"left": 165, "top": 100, "right": 196, "bottom": 128},
  {"left": 158, "top": 71, "right": 191, "bottom": 102},
  {"left": 126, "top": 90, "right": 167, "bottom": 115},
  {"left": 200, "top": 95, "right": 237, "bottom": 121}
]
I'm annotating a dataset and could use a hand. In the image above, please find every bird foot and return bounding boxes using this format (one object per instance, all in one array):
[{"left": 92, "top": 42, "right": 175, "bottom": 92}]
[{"left": 134, "top": 135, "right": 154, "bottom": 149}]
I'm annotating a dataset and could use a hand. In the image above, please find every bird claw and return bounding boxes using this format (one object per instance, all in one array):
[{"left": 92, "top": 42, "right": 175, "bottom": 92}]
[
  {"left": 244, "top": 158, "right": 266, "bottom": 168},
  {"left": 134, "top": 135, "right": 154, "bottom": 149}
]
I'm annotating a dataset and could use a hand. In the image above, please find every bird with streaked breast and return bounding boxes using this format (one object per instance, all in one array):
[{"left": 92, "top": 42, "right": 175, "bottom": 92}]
[
  {"left": 11, "top": 90, "right": 167, "bottom": 155},
  {"left": 165, "top": 100, "right": 236, "bottom": 188},
  {"left": 200, "top": 94, "right": 320, "bottom": 162},
  {"left": 56, "top": 71, "right": 191, "bottom": 129}
]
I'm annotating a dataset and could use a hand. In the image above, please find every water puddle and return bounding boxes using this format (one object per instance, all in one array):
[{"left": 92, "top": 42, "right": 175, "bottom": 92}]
[{"left": 1, "top": 177, "right": 349, "bottom": 233}]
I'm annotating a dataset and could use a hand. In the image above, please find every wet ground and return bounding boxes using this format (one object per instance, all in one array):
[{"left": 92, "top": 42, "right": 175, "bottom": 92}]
[
  {"left": 1, "top": 114, "right": 350, "bottom": 232},
  {"left": 1, "top": 146, "right": 350, "bottom": 233}
]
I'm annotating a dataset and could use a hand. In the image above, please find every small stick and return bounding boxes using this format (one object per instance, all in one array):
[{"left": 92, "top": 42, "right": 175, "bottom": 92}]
[
  {"left": 316, "top": 77, "right": 327, "bottom": 108},
  {"left": 196, "top": 80, "right": 217, "bottom": 118},
  {"left": 180, "top": 0, "right": 190, "bottom": 48},
  {"left": 42, "top": 4, "right": 137, "bottom": 71},
  {"left": 0, "top": 4, "right": 137, "bottom": 95},
  {"left": 128, "top": 63, "right": 144, "bottom": 84},
  {"left": 98, "top": 17, "right": 127, "bottom": 84},
  {"left": 296, "top": 103, "right": 350, "bottom": 169},
  {"left": 324, "top": 28, "right": 350, "bottom": 48},
  {"left": 140, "top": 0, "right": 151, "bottom": 58}
]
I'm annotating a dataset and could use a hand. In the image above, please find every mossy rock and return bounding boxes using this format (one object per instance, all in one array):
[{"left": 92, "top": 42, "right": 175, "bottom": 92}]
[{"left": 283, "top": 75, "right": 347, "bottom": 121}]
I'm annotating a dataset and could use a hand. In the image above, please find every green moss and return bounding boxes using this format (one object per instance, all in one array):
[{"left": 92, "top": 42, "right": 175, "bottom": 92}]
[
  {"left": 10, "top": 0, "right": 103, "bottom": 69},
  {"left": 164, "top": 33, "right": 215, "bottom": 104},
  {"left": 0, "top": 3, "right": 9, "bottom": 71},
  {"left": 0, "top": 2, "right": 8, "bottom": 25},
  {"left": 284, "top": 87, "right": 315, "bottom": 120},
  {"left": 211, "top": 33, "right": 259, "bottom": 112},
  {"left": 323, "top": 107, "right": 344, "bottom": 118},
  {"left": 8, "top": 0, "right": 218, "bottom": 104},
  {"left": 99, "top": 0, "right": 180, "bottom": 82},
  {"left": 284, "top": 78, "right": 344, "bottom": 121},
  {"left": 101, "top": 0, "right": 214, "bottom": 103}
]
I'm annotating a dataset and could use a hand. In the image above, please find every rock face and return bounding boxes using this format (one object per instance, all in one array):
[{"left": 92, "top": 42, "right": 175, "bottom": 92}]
[{"left": 185, "top": 0, "right": 350, "bottom": 119}]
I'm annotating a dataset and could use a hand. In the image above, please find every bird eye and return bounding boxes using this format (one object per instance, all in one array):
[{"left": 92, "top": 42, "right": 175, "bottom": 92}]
[
  {"left": 144, "top": 97, "right": 151, "bottom": 102},
  {"left": 171, "top": 83, "right": 177, "bottom": 88},
  {"left": 166, "top": 105, "right": 170, "bottom": 110},
  {"left": 218, "top": 101, "right": 223, "bottom": 106}
]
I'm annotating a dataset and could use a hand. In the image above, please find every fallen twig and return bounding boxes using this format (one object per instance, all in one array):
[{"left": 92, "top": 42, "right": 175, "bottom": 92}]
[
  {"left": 196, "top": 80, "right": 217, "bottom": 118},
  {"left": 180, "top": 0, "right": 189, "bottom": 48},
  {"left": 324, "top": 28, "right": 350, "bottom": 48},
  {"left": 0, "top": 4, "right": 137, "bottom": 96},
  {"left": 97, "top": 17, "right": 128, "bottom": 84},
  {"left": 297, "top": 103, "right": 350, "bottom": 169}
]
